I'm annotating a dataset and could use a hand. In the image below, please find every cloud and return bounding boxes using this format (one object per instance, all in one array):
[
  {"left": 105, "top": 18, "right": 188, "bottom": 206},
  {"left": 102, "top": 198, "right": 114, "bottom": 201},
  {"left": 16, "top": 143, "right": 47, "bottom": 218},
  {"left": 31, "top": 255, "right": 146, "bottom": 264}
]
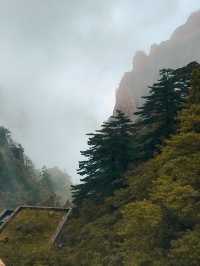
[{"left": 0, "top": 0, "right": 199, "bottom": 182}]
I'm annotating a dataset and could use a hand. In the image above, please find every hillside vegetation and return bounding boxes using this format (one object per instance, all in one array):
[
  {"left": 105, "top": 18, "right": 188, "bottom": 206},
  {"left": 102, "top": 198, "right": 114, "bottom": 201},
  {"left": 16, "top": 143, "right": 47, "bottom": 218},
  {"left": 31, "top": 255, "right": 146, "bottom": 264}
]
[
  {"left": 0, "top": 129, "right": 72, "bottom": 209},
  {"left": 0, "top": 208, "right": 67, "bottom": 266},
  {"left": 0, "top": 62, "right": 200, "bottom": 265},
  {"left": 57, "top": 64, "right": 200, "bottom": 266}
]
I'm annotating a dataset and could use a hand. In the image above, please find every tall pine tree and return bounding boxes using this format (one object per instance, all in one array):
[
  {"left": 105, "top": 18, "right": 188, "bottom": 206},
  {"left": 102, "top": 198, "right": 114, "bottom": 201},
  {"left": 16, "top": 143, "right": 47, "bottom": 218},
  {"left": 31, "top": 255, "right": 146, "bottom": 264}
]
[
  {"left": 72, "top": 111, "right": 136, "bottom": 205},
  {"left": 135, "top": 62, "right": 200, "bottom": 159}
]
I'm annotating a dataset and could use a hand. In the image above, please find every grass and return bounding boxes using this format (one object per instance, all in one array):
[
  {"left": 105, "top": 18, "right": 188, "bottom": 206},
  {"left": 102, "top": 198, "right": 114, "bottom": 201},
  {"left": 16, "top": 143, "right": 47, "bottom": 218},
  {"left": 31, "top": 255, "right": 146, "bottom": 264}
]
[{"left": 0, "top": 208, "right": 66, "bottom": 265}]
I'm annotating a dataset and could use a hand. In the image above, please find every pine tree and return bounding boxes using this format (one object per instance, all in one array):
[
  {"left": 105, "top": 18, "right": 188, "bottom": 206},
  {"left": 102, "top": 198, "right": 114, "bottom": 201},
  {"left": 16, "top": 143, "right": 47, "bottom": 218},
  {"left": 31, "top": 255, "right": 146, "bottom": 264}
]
[
  {"left": 189, "top": 68, "right": 200, "bottom": 104},
  {"left": 180, "top": 68, "right": 200, "bottom": 134},
  {"left": 135, "top": 62, "right": 200, "bottom": 159},
  {"left": 72, "top": 111, "right": 136, "bottom": 205}
]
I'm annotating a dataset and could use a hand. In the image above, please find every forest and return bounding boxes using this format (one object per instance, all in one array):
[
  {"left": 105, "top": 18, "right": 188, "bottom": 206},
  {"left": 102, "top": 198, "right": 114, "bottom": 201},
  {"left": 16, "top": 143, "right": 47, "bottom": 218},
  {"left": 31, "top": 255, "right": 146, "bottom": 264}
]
[
  {"left": 1, "top": 61, "right": 200, "bottom": 265},
  {"left": 0, "top": 128, "right": 72, "bottom": 209}
]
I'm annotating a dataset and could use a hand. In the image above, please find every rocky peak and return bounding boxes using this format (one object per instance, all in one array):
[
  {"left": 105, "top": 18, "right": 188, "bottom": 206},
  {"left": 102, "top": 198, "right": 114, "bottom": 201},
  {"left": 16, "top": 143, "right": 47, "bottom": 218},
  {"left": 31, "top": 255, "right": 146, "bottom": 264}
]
[{"left": 114, "top": 10, "right": 200, "bottom": 116}]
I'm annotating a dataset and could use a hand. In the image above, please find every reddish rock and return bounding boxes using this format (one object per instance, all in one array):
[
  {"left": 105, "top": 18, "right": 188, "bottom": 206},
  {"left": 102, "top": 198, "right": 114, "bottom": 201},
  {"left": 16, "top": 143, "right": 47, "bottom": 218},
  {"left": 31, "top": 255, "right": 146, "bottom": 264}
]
[{"left": 114, "top": 10, "right": 200, "bottom": 117}]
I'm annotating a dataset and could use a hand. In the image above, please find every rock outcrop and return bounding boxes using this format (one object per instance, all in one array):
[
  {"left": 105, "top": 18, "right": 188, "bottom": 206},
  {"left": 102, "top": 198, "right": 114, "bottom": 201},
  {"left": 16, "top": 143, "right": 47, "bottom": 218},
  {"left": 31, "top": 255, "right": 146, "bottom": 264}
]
[{"left": 114, "top": 10, "right": 200, "bottom": 116}]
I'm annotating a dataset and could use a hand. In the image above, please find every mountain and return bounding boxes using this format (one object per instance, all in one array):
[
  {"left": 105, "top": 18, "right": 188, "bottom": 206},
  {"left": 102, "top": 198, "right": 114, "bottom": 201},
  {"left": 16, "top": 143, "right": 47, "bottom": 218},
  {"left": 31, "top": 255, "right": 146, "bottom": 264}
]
[
  {"left": 0, "top": 126, "right": 72, "bottom": 208},
  {"left": 114, "top": 10, "right": 200, "bottom": 116},
  {"left": 0, "top": 126, "right": 41, "bottom": 208}
]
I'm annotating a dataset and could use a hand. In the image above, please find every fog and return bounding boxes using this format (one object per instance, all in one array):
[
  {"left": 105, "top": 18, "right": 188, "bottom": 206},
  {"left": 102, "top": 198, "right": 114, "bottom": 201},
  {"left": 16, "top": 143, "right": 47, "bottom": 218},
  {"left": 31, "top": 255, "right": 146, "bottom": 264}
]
[{"left": 0, "top": 0, "right": 199, "bottom": 182}]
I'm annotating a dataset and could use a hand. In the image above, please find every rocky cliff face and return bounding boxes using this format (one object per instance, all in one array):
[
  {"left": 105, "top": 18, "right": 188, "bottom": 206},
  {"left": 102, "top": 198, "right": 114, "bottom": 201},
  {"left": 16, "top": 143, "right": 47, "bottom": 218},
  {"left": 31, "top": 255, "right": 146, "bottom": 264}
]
[{"left": 114, "top": 10, "right": 200, "bottom": 116}]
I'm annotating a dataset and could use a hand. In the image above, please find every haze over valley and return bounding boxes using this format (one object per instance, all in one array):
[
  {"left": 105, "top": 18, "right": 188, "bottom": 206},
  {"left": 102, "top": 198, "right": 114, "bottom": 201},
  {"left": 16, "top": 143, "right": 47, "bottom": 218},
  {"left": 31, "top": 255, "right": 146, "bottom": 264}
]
[
  {"left": 0, "top": 1, "right": 199, "bottom": 182},
  {"left": 0, "top": 0, "right": 199, "bottom": 182}
]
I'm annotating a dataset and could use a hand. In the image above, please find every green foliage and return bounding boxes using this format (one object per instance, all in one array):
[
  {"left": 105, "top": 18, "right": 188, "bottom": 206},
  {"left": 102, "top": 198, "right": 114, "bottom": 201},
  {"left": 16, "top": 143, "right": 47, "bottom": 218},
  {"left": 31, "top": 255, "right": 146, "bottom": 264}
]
[
  {"left": 118, "top": 200, "right": 164, "bottom": 266},
  {"left": 169, "top": 227, "right": 200, "bottom": 266},
  {"left": 0, "top": 126, "right": 42, "bottom": 208},
  {"left": 117, "top": 68, "right": 200, "bottom": 265},
  {"left": 72, "top": 110, "right": 136, "bottom": 205},
  {"left": 0, "top": 127, "right": 71, "bottom": 208},
  {"left": 134, "top": 62, "right": 200, "bottom": 159},
  {"left": 59, "top": 65, "right": 200, "bottom": 265},
  {"left": 0, "top": 209, "right": 66, "bottom": 266}
]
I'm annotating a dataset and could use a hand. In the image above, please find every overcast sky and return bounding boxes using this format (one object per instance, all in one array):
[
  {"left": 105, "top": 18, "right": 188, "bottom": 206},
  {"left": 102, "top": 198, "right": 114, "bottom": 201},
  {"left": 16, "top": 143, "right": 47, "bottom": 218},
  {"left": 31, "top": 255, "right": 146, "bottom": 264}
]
[{"left": 0, "top": 0, "right": 199, "bottom": 182}]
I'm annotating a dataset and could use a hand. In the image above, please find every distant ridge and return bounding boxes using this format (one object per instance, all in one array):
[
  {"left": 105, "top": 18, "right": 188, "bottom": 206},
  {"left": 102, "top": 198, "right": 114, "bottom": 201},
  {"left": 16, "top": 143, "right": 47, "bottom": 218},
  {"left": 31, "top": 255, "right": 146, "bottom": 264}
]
[{"left": 114, "top": 10, "right": 200, "bottom": 116}]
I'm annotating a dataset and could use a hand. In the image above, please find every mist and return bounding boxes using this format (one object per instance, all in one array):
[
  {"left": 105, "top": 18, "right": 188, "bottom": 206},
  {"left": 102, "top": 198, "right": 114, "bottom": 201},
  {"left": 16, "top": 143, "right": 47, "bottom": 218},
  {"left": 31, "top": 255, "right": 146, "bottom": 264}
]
[{"left": 0, "top": 0, "right": 199, "bottom": 182}]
